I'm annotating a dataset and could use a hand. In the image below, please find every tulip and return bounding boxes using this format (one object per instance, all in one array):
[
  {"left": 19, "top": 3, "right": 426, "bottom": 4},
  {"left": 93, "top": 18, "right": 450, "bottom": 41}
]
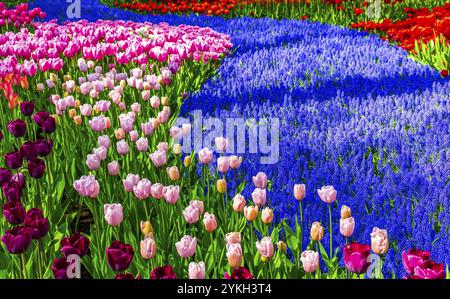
[
  {"left": 183, "top": 156, "right": 192, "bottom": 167},
  {"left": 232, "top": 194, "right": 246, "bottom": 212},
  {"left": 161, "top": 96, "right": 170, "bottom": 106},
  {"left": 229, "top": 155, "right": 243, "bottom": 169},
  {"left": 172, "top": 143, "right": 182, "bottom": 155},
  {"left": 114, "top": 128, "right": 126, "bottom": 140},
  {"left": 256, "top": 237, "right": 274, "bottom": 261},
  {"left": 85, "top": 154, "right": 101, "bottom": 170},
  {"left": 252, "top": 172, "right": 268, "bottom": 189},
  {"left": 189, "top": 262, "right": 205, "bottom": 279},
  {"left": 261, "top": 207, "right": 274, "bottom": 224},
  {"left": 1, "top": 226, "right": 33, "bottom": 254},
  {"left": 128, "top": 130, "right": 138, "bottom": 143},
  {"left": 162, "top": 185, "right": 180, "bottom": 204},
  {"left": 224, "top": 267, "right": 253, "bottom": 279},
  {"left": 115, "top": 273, "right": 142, "bottom": 279},
  {"left": 80, "top": 104, "right": 92, "bottom": 116},
  {"left": 157, "top": 142, "right": 169, "bottom": 152},
  {"left": 133, "top": 179, "right": 152, "bottom": 200},
  {"left": 215, "top": 137, "right": 228, "bottom": 153},
  {"left": 412, "top": 260, "right": 445, "bottom": 279},
  {"left": 2, "top": 181, "right": 23, "bottom": 202},
  {"left": 20, "top": 101, "right": 35, "bottom": 116},
  {"left": 294, "top": 184, "right": 306, "bottom": 201},
  {"left": 41, "top": 116, "right": 56, "bottom": 133},
  {"left": 2, "top": 201, "right": 26, "bottom": 225},
  {"left": 136, "top": 137, "right": 149, "bottom": 152},
  {"left": 301, "top": 250, "right": 319, "bottom": 273},
  {"left": 339, "top": 217, "right": 355, "bottom": 238},
  {"left": 225, "top": 232, "right": 241, "bottom": 245},
  {"left": 217, "top": 156, "right": 230, "bottom": 173},
  {"left": 60, "top": 233, "right": 90, "bottom": 258},
  {"left": 52, "top": 257, "right": 69, "bottom": 279},
  {"left": 116, "top": 140, "right": 129, "bottom": 155},
  {"left": 35, "top": 139, "right": 53, "bottom": 157},
  {"left": 150, "top": 95, "right": 160, "bottom": 108},
  {"left": 189, "top": 200, "right": 204, "bottom": 214},
  {"left": 317, "top": 185, "right": 337, "bottom": 204},
  {"left": 131, "top": 102, "right": 141, "bottom": 114},
  {"left": 340, "top": 205, "right": 352, "bottom": 219},
  {"left": 216, "top": 179, "right": 227, "bottom": 194},
  {"left": 251, "top": 188, "right": 266, "bottom": 207},
  {"left": 310, "top": 222, "right": 324, "bottom": 242},
  {"left": 226, "top": 243, "right": 243, "bottom": 268},
  {"left": 0, "top": 168, "right": 12, "bottom": 186},
  {"left": 20, "top": 141, "right": 38, "bottom": 160},
  {"left": 73, "top": 175, "right": 100, "bottom": 198},
  {"left": 141, "top": 122, "right": 154, "bottom": 136},
  {"left": 166, "top": 166, "right": 180, "bottom": 181},
  {"left": 183, "top": 204, "right": 200, "bottom": 224},
  {"left": 175, "top": 235, "right": 197, "bottom": 258},
  {"left": 7, "top": 120, "right": 26, "bottom": 138},
  {"left": 104, "top": 204, "right": 123, "bottom": 226},
  {"left": 24, "top": 208, "right": 49, "bottom": 239},
  {"left": 150, "top": 150, "right": 167, "bottom": 167},
  {"left": 5, "top": 151, "right": 23, "bottom": 169},
  {"left": 73, "top": 116, "right": 82, "bottom": 125},
  {"left": 198, "top": 147, "right": 213, "bottom": 164},
  {"left": 106, "top": 240, "right": 134, "bottom": 272},
  {"left": 11, "top": 173, "right": 26, "bottom": 188},
  {"left": 203, "top": 212, "right": 218, "bottom": 232},
  {"left": 277, "top": 241, "right": 287, "bottom": 253},
  {"left": 150, "top": 265, "right": 177, "bottom": 279},
  {"left": 150, "top": 183, "right": 164, "bottom": 199},
  {"left": 244, "top": 206, "right": 258, "bottom": 221},
  {"left": 402, "top": 249, "right": 430, "bottom": 275},
  {"left": 28, "top": 157, "right": 46, "bottom": 178},
  {"left": 140, "top": 235, "right": 157, "bottom": 260},
  {"left": 343, "top": 242, "right": 371, "bottom": 274},
  {"left": 108, "top": 161, "right": 120, "bottom": 176},
  {"left": 370, "top": 227, "right": 389, "bottom": 255},
  {"left": 140, "top": 221, "right": 153, "bottom": 236}
]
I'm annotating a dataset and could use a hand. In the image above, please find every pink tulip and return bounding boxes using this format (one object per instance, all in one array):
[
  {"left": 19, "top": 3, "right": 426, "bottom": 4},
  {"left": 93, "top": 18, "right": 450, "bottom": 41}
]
[
  {"left": 215, "top": 137, "right": 228, "bottom": 153},
  {"left": 119, "top": 114, "right": 135, "bottom": 133},
  {"left": 157, "top": 142, "right": 169, "bottom": 152},
  {"left": 225, "top": 232, "right": 241, "bottom": 245},
  {"left": 175, "top": 235, "right": 197, "bottom": 258},
  {"left": 150, "top": 150, "right": 166, "bottom": 167},
  {"left": 133, "top": 179, "right": 152, "bottom": 200},
  {"left": 340, "top": 217, "right": 355, "bottom": 238},
  {"left": 89, "top": 116, "right": 107, "bottom": 132},
  {"left": 104, "top": 203, "right": 123, "bottom": 226},
  {"left": 93, "top": 146, "right": 107, "bottom": 161},
  {"left": 98, "top": 135, "right": 110, "bottom": 149},
  {"left": 198, "top": 147, "right": 213, "bottom": 164},
  {"left": 183, "top": 205, "right": 200, "bottom": 224},
  {"left": 158, "top": 108, "right": 170, "bottom": 124},
  {"left": 129, "top": 130, "right": 138, "bottom": 142},
  {"left": 136, "top": 137, "right": 149, "bottom": 152},
  {"left": 252, "top": 188, "right": 267, "bottom": 207},
  {"left": 162, "top": 185, "right": 180, "bottom": 204},
  {"left": 189, "top": 262, "right": 205, "bottom": 279},
  {"left": 217, "top": 156, "right": 230, "bottom": 173},
  {"left": 256, "top": 237, "right": 274, "bottom": 260},
  {"left": 203, "top": 212, "right": 217, "bottom": 232},
  {"left": 73, "top": 175, "right": 100, "bottom": 198},
  {"left": 95, "top": 100, "right": 110, "bottom": 112},
  {"left": 294, "top": 184, "right": 306, "bottom": 201},
  {"left": 150, "top": 183, "right": 164, "bottom": 199},
  {"left": 80, "top": 104, "right": 92, "bottom": 116},
  {"left": 141, "top": 122, "right": 154, "bottom": 136},
  {"left": 150, "top": 95, "right": 160, "bottom": 108},
  {"left": 142, "top": 90, "right": 150, "bottom": 101},
  {"left": 229, "top": 156, "right": 243, "bottom": 169},
  {"left": 108, "top": 161, "right": 120, "bottom": 176},
  {"left": 116, "top": 140, "right": 129, "bottom": 156},
  {"left": 232, "top": 194, "right": 246, "bottom": 212},
  {"left": 226, "top": 243, "right": 242, "bottom": 268},
  {"left": 317, "top": 185, "right": 337, "bottom": 204},
  {"left": 123, "top": 173, "right": 140, "bottom": 192},
  {"left": 370, "top": 227, "right": 389, "bottom": 255},
  {"left": 131, "top": 102, "right": 141, "bottom": 114},
  {"left": 189, "top": 200, "right": 204, "bottom": 214},
  {"left": 301, "top": 250, "right": 319, "bottom": 273},
  {"left": 252, "top": 172, "right": 268, "bottom": 189},
  {"left": 140, "top": 236, "right": 157, "bottom": 260},
  {"left": 85, "top": 154, "right": 101, "bottom": 170}
]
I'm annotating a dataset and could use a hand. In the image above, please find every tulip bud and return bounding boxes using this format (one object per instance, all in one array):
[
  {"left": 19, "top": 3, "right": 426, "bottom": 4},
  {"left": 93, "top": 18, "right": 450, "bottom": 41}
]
[
  {"left": 50, "top": 73, "right": 58, "bottom": 83},
  {"left": 37, "top": 83, "right": 45, "bottom": 92},
  {"left": 226, "top": 243, "right": 242, "bottom": 268},
  {"left": 115, "top": 128, "right": 126, "bottom": 140},
  {"left": 63, "top": 75, "right": 72, "bottom": 82},
  {"left": 172, "top": 143, "right": 182, "bottom": 155},
  {"left": 161, "top": 96, "right": 169, "bottom": 106},
  {"left": 140, "top": 221, "right": 153, "bottom": 237},
  {"left": 310, "top": 222, "right": 324, "bottom": 242},
  {"left": 261, "top": 207, "right": 274, "bottom": 224},
  {"left": 75, "top": 100, "right": 80, "bottom": 109},
  {"left": 73, "top": 116, "right": 82, "bottom": 126},
  {"left": 294, "top": 184, "right": 306, "bottom": 201},
  {"left": 340, "top": 205, "right": 352, "bottom": 219},
  {"left": 184, "top": 156, "right": 191, "bottom": 168},
  {"left": 370, "top": 227, "right": 389, "bottom": 255},
  {"left": 216, "top": 179, "right": 227, "bottom": 194},
  {"left": 277, "top": 241, "right": 287, "bottom": 253},
  {"left": 244, "top": 206, "right": 258, "bottom": 222},
  {"left": 166, "top": 166, "right": 180, "bottom": 181},
  {"left": 69, "top": 109, "right": 77, "bottom": 119},
  {"left": 120, "top": 80, "right": 126, "bottom": 89},
  {"left": 232, "top": 194, "right": 246, "bottom": 212}
]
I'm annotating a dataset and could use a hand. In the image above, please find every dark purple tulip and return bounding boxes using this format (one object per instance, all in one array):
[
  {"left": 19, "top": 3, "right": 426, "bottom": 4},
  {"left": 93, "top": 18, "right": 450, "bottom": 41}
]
[
  {"left": 11, "top": 173, "right": 26, "bottom": 188},
  {"left": 41, "top": 117, "right": 56, "bottom": 133},
  {"left": 150, "top": 265, "right": 177, "bottom": 279},
  {"left": 60, "top": 233, "right": 90, "bottom": 258},
  {"left": 115, "top": 273, "right": 142, "bottom": 279},
  {"left": 2, "top": 201, "right": 26, "bottom": 225},
  {"left": 7, "top": 119, "right": 26, "bottom": 138},
  {"left": 28, "top": 157, "right": 45, "bottom": 178},
  {"left": 2, "top": 181, "right": 22, "bottom": 202},
  {"left": 20, "top": 141, "right": 38, "bottom": 160},
  {"left": 0, "top": 168, "right": 12, "bottom": 186},
  {"left": 24, "top": 208, "right": 49, "bottom": 239},
  {"left": 19, "top": 101, "right": 35, "bottom": 116},
  {"left": 5, "top": 151, "right": 23, "bottom": 169},
  {"left": 52, "top": 257, "right": 69, "bottom": 279},
  {"left": 33, "top": 111, "right": 51, "bottom": 126},
  {"left": 224, "top": 267, "right": 254, "bottom": 279},
  {"left": 1, "top": 226, "right": 33, "bottom": 254},
  {"left": 106, "top": 240, "right": 134, "bottom": 272},
  {"left": 35, "top": 139, "right": 53, "bottom": 156}
]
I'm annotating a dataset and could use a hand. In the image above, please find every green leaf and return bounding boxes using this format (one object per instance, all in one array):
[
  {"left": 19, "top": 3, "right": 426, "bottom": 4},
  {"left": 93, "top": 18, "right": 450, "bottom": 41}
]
[{"left": 0, "top": 251, "right": 10, "bottom": 270}]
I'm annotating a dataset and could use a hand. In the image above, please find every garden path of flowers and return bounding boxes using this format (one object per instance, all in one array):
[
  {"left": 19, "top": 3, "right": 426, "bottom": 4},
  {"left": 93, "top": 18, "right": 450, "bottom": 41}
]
[{"left": 0, "top": 0, "right": 447, "bottom": 279}]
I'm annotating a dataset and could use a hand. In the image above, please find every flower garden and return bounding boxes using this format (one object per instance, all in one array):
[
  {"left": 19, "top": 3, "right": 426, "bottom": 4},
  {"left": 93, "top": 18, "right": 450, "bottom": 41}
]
[{"left": 0, "top": 0, "right": 449, "bottom": 280}]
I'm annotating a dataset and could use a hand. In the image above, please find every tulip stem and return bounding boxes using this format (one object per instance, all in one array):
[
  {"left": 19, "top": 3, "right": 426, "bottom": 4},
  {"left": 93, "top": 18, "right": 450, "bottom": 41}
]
[
  {"left": 37, "top": 240, "right": 43, "bottom": 278},
  {"left": 328, "top": 204, "right": 333, "bottom": 259},
  {"left": 20, "top": 254, "right": 26, "bottom": 279}
]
